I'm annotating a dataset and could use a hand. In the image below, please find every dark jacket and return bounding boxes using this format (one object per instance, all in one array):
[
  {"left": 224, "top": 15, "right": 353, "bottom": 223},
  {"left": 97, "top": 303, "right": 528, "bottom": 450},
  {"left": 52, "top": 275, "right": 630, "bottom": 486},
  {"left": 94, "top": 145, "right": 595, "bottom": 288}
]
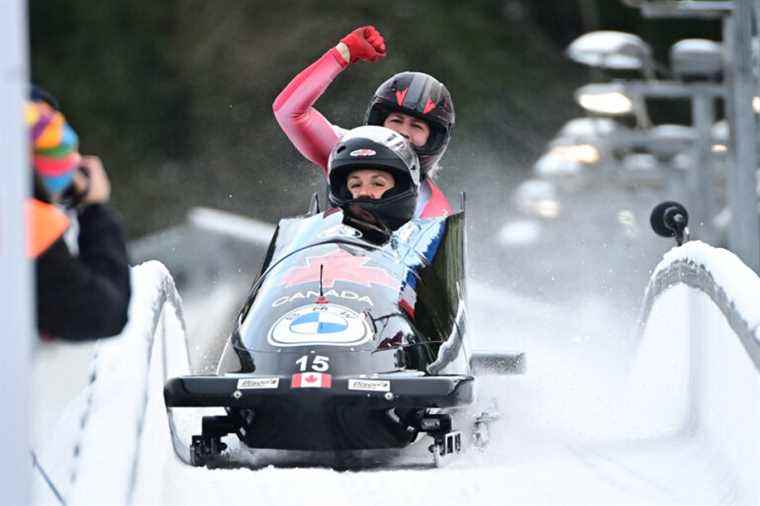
[{"left": 36, "top": 204, "right": 131, "bottom": 340}]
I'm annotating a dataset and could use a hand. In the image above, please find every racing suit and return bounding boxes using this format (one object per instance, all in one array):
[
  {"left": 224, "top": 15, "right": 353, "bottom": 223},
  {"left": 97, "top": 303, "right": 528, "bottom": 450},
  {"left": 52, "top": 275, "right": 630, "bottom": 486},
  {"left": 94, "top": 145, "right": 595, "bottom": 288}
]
[{"left": 273, "top": 48, "right": 452, "bottom": 218}]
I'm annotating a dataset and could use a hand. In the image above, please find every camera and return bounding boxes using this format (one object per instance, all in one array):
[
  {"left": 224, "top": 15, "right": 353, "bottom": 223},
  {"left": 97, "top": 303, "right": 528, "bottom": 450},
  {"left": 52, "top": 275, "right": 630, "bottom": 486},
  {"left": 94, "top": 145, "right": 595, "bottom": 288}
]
[{"left": 59, "top": 165, "right": 91, "bottom": 209}]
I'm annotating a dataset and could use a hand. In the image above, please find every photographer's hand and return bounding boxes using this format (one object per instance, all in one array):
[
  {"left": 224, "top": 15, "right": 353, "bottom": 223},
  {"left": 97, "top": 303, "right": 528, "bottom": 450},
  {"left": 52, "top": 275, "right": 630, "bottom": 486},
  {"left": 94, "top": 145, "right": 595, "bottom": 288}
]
[{"left": 75, "top": 155, "right": 111, "bottom": 205}]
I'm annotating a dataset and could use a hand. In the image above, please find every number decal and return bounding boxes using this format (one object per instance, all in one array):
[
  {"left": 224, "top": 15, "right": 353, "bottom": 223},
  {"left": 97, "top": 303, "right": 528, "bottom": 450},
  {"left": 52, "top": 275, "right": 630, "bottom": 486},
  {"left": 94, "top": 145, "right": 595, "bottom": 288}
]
[
  {"left": 296, "top": 355, "right": 331, "bottom": 372},
  {"left": 312, "top": 355, "right": 330, "bottom": 372}
]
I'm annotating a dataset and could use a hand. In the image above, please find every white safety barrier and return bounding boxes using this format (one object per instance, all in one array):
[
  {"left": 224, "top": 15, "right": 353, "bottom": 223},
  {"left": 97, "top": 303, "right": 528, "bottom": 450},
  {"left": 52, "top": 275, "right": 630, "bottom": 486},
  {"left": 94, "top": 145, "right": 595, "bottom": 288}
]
[
  {"left": 33, "top": 261, "right": 188, "bottom": 505},
  {"left": 633, "top": 241, "right": 760, "bottom": 504},
  {"left": 1, "top": 1, "right": 31, "bottom": 504}
]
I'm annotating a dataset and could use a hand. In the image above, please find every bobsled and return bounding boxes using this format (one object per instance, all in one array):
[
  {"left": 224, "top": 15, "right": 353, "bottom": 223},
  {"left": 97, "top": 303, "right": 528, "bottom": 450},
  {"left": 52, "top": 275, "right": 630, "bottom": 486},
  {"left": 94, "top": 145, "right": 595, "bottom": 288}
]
[{"left": 164, "top": 202, "right": 525, "bottom": 467}]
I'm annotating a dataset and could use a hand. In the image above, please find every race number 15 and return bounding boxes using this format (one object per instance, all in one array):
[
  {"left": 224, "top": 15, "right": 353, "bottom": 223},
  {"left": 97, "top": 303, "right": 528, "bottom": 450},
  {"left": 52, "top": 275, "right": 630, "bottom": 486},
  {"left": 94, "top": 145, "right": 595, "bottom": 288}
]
[{"left": 296, "top": 355, "right": 330, "bottom": 372}]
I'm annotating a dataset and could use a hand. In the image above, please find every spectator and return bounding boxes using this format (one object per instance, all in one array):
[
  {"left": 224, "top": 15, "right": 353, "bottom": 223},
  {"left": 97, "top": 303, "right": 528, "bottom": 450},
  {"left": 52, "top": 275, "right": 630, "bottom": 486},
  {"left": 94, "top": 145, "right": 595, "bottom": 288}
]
[{"left": 25, "top": 93, "right": 131, "bottom": 340}]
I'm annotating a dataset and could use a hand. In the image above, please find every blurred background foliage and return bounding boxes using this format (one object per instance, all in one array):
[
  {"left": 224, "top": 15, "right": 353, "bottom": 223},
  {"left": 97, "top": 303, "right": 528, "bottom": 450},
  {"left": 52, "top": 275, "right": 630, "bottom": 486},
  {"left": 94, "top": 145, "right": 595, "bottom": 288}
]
[{"left": 29, "top": 0, "right": 719, "bottom": 239}]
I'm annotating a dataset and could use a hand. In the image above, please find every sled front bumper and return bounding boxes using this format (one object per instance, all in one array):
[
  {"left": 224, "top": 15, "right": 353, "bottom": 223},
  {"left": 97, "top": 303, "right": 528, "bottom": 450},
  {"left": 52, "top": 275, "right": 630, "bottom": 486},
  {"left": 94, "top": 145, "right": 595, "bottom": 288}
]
[{"left": 164, "top": 373, "right": 474, "bottom": 410}]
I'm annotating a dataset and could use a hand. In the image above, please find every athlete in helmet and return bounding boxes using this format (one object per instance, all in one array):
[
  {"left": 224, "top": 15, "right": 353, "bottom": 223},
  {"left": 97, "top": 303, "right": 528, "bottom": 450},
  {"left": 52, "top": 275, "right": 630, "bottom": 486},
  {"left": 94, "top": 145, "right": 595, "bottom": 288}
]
[
  {"left": 327, "top": 125, "right": 420, "bottom": 230},
  {"left": 273, "top": 25, "right": 454, "bottom": 219}
]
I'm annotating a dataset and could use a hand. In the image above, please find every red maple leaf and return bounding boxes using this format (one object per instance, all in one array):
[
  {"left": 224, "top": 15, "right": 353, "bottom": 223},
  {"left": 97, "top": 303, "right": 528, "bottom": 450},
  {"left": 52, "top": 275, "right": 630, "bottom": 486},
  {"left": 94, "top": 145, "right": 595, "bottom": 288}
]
[
  {"left": 305, "top": 374, "right": 317, "bottom": 383},
  {"left": 282, "top": 249, "right": 399, "bottom": 290}
]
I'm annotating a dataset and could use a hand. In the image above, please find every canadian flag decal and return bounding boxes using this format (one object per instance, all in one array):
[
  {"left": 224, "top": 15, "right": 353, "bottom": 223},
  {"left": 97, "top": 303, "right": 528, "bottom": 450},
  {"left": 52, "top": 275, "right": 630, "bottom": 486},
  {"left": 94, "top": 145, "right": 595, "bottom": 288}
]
[
  {"left": 281, "top": 248, "right": 398, "bottom": 290},
  {"left": 291, "top": 372, "right": 332, "bottom": 389}
]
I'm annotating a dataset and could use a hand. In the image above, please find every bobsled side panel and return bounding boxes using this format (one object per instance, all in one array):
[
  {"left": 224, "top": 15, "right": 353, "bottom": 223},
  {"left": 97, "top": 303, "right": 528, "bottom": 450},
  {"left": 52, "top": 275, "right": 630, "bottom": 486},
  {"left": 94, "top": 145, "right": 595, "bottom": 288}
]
[{"left": 413, "top": 213, "right": 468, "bottom": 374}]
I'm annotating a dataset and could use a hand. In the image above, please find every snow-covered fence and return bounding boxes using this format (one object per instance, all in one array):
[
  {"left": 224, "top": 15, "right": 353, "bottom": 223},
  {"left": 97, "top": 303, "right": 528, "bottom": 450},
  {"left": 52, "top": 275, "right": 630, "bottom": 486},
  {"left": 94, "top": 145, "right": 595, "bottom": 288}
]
[
  {"left": 633, "top": 241, "right": 760, "bottom": 504},
  {"left": 34, "top": 261, "right": 187, "bottom": 505},
  {"left": 639, "top": 241, "right": 760, "bottom": 370}
]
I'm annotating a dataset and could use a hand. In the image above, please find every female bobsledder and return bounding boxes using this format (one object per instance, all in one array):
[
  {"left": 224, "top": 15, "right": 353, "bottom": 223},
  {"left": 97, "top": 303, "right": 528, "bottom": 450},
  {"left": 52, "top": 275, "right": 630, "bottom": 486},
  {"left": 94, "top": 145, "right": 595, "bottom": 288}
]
[
  {"left": 326, "top": 125, "right": 421, "bottom": 231},
  {"left": 272, "top": 25, "right": 455, "bottom": 219}
]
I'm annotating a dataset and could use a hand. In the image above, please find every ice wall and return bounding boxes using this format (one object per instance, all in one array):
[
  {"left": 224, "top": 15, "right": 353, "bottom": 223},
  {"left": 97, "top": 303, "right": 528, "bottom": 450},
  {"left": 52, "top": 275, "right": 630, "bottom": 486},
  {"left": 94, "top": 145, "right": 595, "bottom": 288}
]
[
  {"left": 633, "top": 241, "right": 760, "bottom": 504},
  {"left": 32, "top": 261, "right": 187, "bottom": 505}
]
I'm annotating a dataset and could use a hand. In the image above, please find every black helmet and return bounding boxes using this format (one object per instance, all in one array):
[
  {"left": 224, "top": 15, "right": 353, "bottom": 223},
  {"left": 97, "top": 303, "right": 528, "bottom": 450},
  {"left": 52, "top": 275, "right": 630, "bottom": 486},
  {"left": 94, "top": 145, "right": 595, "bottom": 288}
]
[
  {"left": 365, "top": 71, "right": 455, "bottom": 177},
  {"left": 328, "top": 126, "right": 420, "bottom": 230}
]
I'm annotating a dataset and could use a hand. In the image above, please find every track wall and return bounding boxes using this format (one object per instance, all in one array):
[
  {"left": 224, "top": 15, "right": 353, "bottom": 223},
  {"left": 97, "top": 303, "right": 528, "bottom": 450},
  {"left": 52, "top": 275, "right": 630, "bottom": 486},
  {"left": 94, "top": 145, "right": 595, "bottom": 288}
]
[{"left": 635, "top": 241, "right": 760, "bottom": 504}]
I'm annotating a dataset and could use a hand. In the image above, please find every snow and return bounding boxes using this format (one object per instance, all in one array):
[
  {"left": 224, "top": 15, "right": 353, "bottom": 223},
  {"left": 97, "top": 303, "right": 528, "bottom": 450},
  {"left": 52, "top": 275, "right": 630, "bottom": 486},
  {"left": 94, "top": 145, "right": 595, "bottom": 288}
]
[
  {"left": 498, "top": 219, "right": 541, "bottom": 246},
  {"left": 31, "top": 240, "right": 760, "bottom": 505},
  {"left": 653, "top": 241, "right": 760, "bottom": 333},
  {"left": 627, "top": 286, "right": 692, "bottom": 438},
  {"left": 32, "top": 261, "right": 187, "bottom": 505},
  {"left": 188, "top": 207, "right": 275, "bottom": 245}
]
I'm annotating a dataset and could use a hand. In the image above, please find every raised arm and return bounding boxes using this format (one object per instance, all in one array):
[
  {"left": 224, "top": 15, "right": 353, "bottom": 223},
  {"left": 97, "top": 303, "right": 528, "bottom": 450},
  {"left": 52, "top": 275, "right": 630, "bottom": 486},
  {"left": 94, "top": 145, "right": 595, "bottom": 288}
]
[
  {"left": 272, "top": 49, "right": 347, "bottom": 173},
  {"left": 272, "top": 26, "right": 386, "bottom": 174}
]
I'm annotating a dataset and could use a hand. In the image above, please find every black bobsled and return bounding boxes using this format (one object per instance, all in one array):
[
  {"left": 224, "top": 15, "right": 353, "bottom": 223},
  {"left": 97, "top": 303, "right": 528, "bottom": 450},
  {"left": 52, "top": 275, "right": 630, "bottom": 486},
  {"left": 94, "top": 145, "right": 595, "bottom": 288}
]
[{"left": 164, "top": 203, "right": 525, "bottom": 467}]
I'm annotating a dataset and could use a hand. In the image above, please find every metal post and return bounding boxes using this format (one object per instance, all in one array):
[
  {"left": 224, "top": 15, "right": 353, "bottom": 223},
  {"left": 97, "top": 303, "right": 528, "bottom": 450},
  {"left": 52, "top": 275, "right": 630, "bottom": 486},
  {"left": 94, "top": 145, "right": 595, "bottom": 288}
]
[
  {"left": 723, "top": 7, "right": 760, "bottom": 271},
  {"left": 0, "top": 1, "right": 31, "bottom": 504},
  {"left": 639, "top": 1, "right": 734, "bottom": 19},
  {"left": 690, "top": 91, "right": 717, "bottom": 243}
]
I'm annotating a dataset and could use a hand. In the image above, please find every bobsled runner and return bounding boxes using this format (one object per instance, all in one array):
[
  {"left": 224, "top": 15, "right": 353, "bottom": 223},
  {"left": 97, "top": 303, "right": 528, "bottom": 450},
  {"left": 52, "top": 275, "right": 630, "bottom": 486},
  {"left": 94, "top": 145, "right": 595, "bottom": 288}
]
[{"left": 164, "top": 202, "right": 525, "bottom": 467}]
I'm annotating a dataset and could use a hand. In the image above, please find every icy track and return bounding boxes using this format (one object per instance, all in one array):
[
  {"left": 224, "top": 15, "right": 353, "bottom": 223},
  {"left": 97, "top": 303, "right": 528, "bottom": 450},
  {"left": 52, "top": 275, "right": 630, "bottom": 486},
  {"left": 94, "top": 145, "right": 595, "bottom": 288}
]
[{"left": 32, "top": 243, "right": 760, "bottom": 505}]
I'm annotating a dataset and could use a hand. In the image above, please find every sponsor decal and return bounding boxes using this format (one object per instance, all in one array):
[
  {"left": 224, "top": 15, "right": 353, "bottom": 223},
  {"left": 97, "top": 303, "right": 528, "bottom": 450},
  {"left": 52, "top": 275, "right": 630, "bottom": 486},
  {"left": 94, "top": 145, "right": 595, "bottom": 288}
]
[
  {"left": 237, "top": 377, "right": 279, "bottom": 390},
  {"left": 268, "top": 303, "right": 372, "bottom": 347},
  {"left": 291, "top": 372, "right": 332, "bottom": 389},
  {"left": 318, "top": 224, "right": 363, "bottom": 239},
  {"left": 281, "top": 249, "right": 399, "bottom": 290},
  {"left": 396, "top": 221, "right": 417, "bottom": 243},
  {"left": 348, "top": 378, "right": 390, "bottom": 393},
  {"left": 272, "top": 289, "right": 373, "bottom": 307},
  {"left": 350, "top": 148, "right": 376, "bottom": 157}
]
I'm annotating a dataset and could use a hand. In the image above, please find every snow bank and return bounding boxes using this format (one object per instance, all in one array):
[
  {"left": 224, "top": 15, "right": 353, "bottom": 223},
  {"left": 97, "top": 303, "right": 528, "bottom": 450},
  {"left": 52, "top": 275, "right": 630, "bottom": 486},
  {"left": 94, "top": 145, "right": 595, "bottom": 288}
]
[
  {"left": 646, "top": 241, "right": 760, "bottom": 342},
  {"left": 632, "top": 240, "right": 760, "bottom": 504},
  {"left": 33, "top": 261, "right": 187, "bottom": 506}
]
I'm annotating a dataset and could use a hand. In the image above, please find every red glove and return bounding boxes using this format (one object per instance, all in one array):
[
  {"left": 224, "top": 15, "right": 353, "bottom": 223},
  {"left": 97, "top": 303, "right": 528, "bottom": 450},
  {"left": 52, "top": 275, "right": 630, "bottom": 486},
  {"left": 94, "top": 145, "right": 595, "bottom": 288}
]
[{"left": 340, "top": 26, "right": 386, "bottom": 64}]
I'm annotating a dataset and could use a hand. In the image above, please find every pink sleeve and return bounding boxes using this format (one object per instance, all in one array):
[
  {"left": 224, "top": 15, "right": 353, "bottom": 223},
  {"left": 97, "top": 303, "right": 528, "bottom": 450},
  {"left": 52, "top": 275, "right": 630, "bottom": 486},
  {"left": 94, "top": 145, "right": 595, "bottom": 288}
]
[
  {"left": 273, "top": 48, "right": 348, "bottom": 176},
  {"left": 420, "top": 179, "right": 453, "bottom": 218}
]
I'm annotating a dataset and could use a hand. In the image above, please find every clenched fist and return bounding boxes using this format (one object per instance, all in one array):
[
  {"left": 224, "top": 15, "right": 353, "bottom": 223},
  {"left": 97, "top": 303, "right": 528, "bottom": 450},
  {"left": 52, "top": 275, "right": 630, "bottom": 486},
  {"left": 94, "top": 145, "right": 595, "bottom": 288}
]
[{"left": 338, "top": 25, "right": 386, "bottom": 64}]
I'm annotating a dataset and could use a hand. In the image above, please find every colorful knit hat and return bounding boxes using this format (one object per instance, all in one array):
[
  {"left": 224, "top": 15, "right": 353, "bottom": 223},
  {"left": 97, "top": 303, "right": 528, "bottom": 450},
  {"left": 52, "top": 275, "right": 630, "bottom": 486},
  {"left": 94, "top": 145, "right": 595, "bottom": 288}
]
[{"left": 24, "top": 100, "right": 81, "bottom": 194}]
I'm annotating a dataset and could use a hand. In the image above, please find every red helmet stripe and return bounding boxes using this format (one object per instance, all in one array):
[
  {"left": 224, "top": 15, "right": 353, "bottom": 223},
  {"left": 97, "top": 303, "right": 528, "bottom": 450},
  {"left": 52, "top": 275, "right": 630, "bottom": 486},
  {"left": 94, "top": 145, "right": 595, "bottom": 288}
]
[
  {"left": 422, "top": 98, "right": 437, "bottom": 114},
  {"left": 395, "top": 88, "right": 408, "bottom": 106}
]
